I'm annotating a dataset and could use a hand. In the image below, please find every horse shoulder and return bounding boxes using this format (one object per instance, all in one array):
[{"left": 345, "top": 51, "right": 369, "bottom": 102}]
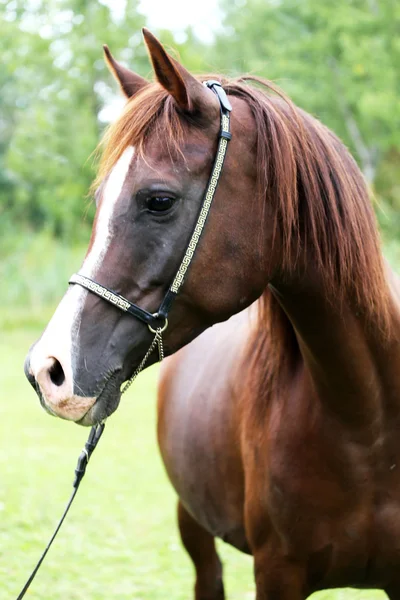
[{"left": 156, "top": 307, "right": 254, "bottom": 544}]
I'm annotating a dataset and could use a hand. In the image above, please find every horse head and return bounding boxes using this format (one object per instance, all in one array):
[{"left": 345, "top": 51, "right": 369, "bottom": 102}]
[{"left": 24, "top": 30, "right": 269, "bottom": 425}]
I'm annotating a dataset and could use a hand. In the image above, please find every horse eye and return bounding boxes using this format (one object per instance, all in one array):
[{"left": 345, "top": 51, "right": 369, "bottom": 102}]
[{"left": 147, "top": 196, "right": 175, "bottom": 213}]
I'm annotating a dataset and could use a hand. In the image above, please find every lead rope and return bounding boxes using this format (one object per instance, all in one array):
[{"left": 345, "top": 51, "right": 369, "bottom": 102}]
[
  {"left": 15, "top": 423, "right": 105, "bottom": 600},
  {"left": 15, "top": 328, "right": 164, "bottom": 599}
]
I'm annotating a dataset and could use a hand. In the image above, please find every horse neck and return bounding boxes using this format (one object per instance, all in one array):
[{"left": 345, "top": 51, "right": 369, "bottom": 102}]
[
  {"left": 266, "top": 261, "right": 400, "bottom": 431},
  {"left": 239, "top": 96, "right": 400, "bottom": 429}
]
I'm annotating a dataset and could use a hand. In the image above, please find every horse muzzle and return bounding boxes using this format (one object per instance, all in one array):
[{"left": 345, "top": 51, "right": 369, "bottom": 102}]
[{"left": 24, "top": 349, "right": 122, "bottom": 426}]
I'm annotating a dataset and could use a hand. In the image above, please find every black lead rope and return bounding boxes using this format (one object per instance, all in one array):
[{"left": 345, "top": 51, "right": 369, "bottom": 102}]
[{"left": 16, "top": 422, "right": 105, "bottom": 600}]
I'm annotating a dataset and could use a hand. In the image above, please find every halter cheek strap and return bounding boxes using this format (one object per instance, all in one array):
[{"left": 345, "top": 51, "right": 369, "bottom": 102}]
[
  {"left": 158, "top": 82, "right": 232, "bottom": 320},
  {"left": 69, "top": 81, "right": 232, "bottom": 375}
]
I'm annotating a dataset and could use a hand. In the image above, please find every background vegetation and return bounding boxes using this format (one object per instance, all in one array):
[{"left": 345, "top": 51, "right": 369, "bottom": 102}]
[
  {"left": 1, "top": 0, "right": 399, "bottom": 314},
  {"left": 0, "top": 0, "right": 398, "bottom": 597}
]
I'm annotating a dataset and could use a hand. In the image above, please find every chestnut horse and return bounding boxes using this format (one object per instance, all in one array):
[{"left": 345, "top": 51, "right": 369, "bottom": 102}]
[{"left": 25, "top": 30, "right": 400, "bottom": 599}]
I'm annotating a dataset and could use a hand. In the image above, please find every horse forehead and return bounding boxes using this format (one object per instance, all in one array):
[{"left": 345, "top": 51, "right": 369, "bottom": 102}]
[
  {"left": 134, "top": 140, "right": 215, "bottom": 180},
  {"left": 145, "top": 122, "right": 215, "bottom": 155}
]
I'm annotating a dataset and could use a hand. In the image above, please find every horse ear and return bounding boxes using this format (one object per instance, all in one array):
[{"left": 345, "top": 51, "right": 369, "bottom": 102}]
[
  {"left": 103, "top": 45, "right": 148, "bottom": 98},
  {"left": 142, "top": 28, "right": 218, "bottom": 115}
]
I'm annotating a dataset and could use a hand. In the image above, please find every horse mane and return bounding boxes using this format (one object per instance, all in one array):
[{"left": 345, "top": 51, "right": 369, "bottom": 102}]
[{"left": 95, "top": 74, "right": 390, "bottom": 403}]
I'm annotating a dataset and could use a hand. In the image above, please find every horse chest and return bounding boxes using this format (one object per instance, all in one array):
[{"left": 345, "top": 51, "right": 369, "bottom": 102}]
[{"left": 263, "top": 422, "right": 400, "bottom": 587}]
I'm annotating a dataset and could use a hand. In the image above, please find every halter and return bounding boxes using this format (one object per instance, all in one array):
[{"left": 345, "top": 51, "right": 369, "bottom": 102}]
[{"left": 69, "top": 81, "right": 232, "bottom": 384}]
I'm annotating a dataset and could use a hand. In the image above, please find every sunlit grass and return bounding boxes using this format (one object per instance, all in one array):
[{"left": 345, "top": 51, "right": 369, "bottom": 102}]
[
  {"left": 0, "top": 323, "right": 389, "bottom": 599},
  {"left": 0, "top": 326, "right": 255, "bottom": 599},
  {"left": 1, "top": 229, "right": 87, "bottom": 324},
  {"left": 1, "top": 227, "right": 397, "bottom": 597}
]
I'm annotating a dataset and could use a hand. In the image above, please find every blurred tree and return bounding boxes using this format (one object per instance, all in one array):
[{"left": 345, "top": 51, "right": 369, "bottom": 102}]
[
  {"left": 211, "top": 0, "right": 399, "bottom": 239},
  {"left": 1, "top": 0, "right": 398, "bottom": 247},
  {"left": 0, "top": 0, "right": 148, "bottom": 239}
]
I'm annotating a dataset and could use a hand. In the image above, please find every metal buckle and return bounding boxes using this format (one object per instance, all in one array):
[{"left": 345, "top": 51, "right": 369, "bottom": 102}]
[
  {"left": 148, "top": 313, "right": 169, "bottom": 334},
  {"left": 204, "top": 80, "right": 232, "bottom": 112}
]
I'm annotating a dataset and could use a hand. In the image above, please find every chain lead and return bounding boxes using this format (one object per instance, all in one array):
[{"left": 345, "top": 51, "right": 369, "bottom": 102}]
[{"left": 120, "top": 328, "right": 164, "bottom": 395}]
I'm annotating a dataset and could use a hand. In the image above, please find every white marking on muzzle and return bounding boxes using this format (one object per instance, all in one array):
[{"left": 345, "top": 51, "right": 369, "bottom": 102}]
[
  {"left": 29, "top": 146, "right": 135, "bottom": 421},
  {"left": 29, "top": 285, "right": 93, "bottom": 419}
]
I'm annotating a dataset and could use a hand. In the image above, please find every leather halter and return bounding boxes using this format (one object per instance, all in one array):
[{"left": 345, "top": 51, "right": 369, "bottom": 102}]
[{"left": 69, "top": 81, "right": 232, "bottom": 334}]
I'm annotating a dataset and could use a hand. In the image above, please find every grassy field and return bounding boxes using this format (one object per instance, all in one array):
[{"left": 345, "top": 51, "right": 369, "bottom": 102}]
[{"left": 0, "top": 319, "right": 388, "bottom": 599}]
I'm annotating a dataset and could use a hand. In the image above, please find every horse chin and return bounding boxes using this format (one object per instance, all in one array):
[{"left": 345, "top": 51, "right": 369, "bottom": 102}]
[
  {"left": 76, "top": 390, "right": 122, "bottom": 426},
  {"left": 75, "top": 372, "right": 124, "bottom": 426},
  {"left": 40, "top": 385, "right": 122, "bottom": 427}
]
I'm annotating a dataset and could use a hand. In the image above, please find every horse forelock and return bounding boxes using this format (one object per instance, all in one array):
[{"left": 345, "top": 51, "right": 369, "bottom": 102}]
[{"left": 93, "top": 83, "right": 187, "bottom": 193}]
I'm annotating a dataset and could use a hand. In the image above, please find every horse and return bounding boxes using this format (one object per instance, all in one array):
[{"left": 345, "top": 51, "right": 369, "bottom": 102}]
[{"left": 24, "top": 28, "right": 400, "bottom": 599}]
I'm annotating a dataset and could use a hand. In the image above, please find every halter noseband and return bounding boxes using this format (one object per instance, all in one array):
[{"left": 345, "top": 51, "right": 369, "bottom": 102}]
[{"left": 69, "top": 81, "right": 232, "bottom": 383}]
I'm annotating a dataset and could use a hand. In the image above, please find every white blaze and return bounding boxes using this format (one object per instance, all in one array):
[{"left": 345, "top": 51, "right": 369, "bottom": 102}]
[
  {"left": 29, "top": 146, "right": 135, "bottom": 420},
  {"left": 81, "top": 146, "right": 135, "bottom": 278}
]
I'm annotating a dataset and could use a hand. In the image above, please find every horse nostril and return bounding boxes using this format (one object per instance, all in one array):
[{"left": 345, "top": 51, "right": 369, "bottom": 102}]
[{"left": 48, "top": 358, "right": 65, "bottom": 387}]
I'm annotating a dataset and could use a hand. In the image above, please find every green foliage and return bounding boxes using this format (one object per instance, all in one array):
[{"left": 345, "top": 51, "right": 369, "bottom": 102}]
[
  {"left": 214, "top": 0, "right": 399, "bottom": 166},
  {"left": 0, "top": 0, "right": 399, "bottom": 312},
  {"left": 0, "top": 0, "right": 149, "bottom": 239},
  {"left": 0, "top": 227, "right": 88, "bottom": 327},
  {"left": 211, "top": 0, "right": 399, "bottom": 244}
]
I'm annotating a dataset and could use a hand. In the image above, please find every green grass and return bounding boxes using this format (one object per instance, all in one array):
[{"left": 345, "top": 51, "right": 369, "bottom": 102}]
[
  {"left": 0, "top": 325, "right": 255, "bottom": 599},
  {"left": 0, "top": 325, "right": 388, "bottom": 599},
  {"left": 1, "top": 229, "right": 87, "bottom": 328}
]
